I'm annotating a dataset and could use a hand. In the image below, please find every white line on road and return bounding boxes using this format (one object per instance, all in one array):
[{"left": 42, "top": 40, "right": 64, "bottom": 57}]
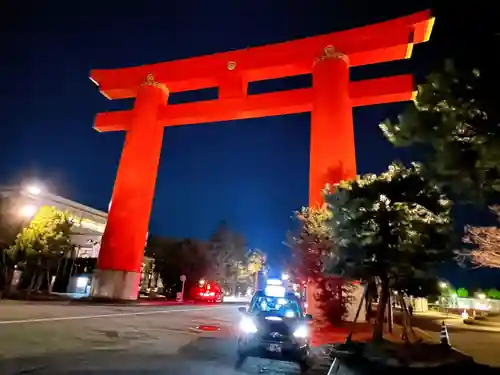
[{"left": 0, "top": 306, "right": 233, "bottom": 325}]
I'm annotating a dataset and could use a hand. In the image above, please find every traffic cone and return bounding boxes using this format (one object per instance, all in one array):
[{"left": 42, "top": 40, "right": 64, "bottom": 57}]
[{"left": 440, "top": 321, "right": 450, "bottom": 347}]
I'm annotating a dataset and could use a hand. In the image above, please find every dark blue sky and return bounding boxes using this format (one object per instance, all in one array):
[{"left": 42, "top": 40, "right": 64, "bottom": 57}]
[{"left": 0, "top": 1, "right": 497, "bottom": 287}]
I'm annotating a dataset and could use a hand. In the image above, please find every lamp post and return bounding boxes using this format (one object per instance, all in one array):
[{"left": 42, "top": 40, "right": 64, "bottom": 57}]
[
  {"left": 18, "top": 182, "right": 45, "bottom": 226},
  {"left": 439, "top": 281, "right": 449, "bottom": 314}
]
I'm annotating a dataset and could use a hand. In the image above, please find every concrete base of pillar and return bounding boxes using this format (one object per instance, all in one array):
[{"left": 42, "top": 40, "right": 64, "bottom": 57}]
[{"left": 91, "top": 269, "right": 140, "bottom": 301}]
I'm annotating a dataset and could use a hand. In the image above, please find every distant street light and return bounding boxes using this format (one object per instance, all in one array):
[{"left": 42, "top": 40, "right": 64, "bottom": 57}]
[
  {"left": 19, "top": 204, "right": 37, "bottom": 218},
  {"left": 439, "top": 282, "right": 448, "bottom": 289},
  {"left": 25, "top": 184, "right": 42, "bottom": 195},
  {"left": 281, "top": 273, "right": 289, "bottom": 281}
]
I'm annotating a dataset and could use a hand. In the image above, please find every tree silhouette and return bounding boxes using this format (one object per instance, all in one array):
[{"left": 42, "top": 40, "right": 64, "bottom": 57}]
[{"left": 326, "top": 162, "right": 454, "bottom": 340}]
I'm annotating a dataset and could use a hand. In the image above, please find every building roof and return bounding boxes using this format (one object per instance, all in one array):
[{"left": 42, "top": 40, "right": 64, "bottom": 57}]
[{"left": 0, "top": 185, "right": 107, "bottom": 235}]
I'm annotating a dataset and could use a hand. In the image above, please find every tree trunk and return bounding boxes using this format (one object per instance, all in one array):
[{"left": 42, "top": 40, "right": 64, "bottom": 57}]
[
  {"left": 4, "top": 268, "right": 13, "bottom": 297},
  {"left": 373, "top": 276, "right": 389, "bottom": 341},
  {"left": 387, "top": 293, "right": 393, "bottom": 333},
  {"left": 27, "top": 272, "right": 37, "bottom": 296},
  {"left": 398, "top": 294, "right": 410, "bottom": 343},
  {"left": 399, "top": 294, "right": 417, "bottom": 342},
  {"left": 1, "top": 250, "right": 8, "bottom": 296},
  {"left": 46, "top": 268, "right": 52, "bottom": 293},
  {"left": 34, "top": 271, "right": 44, "bottom": 292},
  {"left": 346, "top": 283, "right": 368, "bottom": 342},
  {"left": 232, "top": 277, "right": 238, "bottom": 296}
]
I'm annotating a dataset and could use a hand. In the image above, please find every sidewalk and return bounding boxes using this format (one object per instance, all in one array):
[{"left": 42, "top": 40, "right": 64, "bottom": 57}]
[{"left": 363, "top": 324, "right": 472, "bottom": 368}]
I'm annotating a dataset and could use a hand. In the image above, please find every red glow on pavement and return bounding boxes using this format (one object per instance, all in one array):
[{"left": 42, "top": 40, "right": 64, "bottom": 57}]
[
  {"left": 310, "top": 323, "right": 371, "bottom": 347},
  {"left": 196, "top": 325, "right": 220, "bottom": 332}
]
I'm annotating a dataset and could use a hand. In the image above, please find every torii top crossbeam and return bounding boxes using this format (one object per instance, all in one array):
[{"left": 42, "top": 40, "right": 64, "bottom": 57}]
[{"left": 91, "top": 10, "right": 433, "bottom": 107}]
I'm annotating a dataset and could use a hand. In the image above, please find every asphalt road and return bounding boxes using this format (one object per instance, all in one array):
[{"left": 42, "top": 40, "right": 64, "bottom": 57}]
[
  {"left": 0, "top": 301, "right": 323, "bottom": 375},
  {"left": 406, "top": 312, "right": 500, "bottom": 367}
]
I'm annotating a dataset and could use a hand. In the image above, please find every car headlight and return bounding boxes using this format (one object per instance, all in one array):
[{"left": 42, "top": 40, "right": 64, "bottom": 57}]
[
  {"left": 293, "top": 325, "right": 309, "bottom": 338},
  {"left": 239, "top": 317, "right": 258, "bottom": 334}
]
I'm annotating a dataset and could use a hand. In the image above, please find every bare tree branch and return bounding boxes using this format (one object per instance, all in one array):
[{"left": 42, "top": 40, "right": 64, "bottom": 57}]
[{"left": 461, "top": 205, "right": 500, "bottom": 268}]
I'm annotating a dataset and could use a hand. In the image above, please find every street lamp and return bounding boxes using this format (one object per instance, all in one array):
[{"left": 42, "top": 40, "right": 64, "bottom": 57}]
[
  {"left": 25, "top": 184, "right": 42, "bottom": 195},
  {"left": 438, "top": 282, "right": 449, "bottom": 313},
  {"left": 19, "top": 204, "right": 37, "bottom": 218}
]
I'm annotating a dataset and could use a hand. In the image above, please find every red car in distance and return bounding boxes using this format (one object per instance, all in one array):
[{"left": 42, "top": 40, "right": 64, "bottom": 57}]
[{"left": 192, "top": 280, "right": 224, "bottom": 303}]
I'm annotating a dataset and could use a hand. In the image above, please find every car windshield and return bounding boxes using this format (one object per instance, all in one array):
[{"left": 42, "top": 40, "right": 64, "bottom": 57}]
[{"left": 249, "top": 296, "right": 303, "bottom": 318}]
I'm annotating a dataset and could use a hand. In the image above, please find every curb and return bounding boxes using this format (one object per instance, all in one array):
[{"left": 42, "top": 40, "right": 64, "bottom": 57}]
[
  {"left": 322, "top": 338, "right": 474, "bottom": 369},
  {"left": 412, "top": 326, "right": 471, "bottom": 358},
  {"left": 68, "top": 298, "right": 196, "bottom": 306},
  {"left": 369, "top": 355, "right": 474, "bottom": 368},
  {"left": 309, "top": 346, "right": 336, "bottom": 372}
]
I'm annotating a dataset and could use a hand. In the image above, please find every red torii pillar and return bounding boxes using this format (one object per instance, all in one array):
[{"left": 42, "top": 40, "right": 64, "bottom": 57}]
[
  {"left": 310, "top": 47, "right": 355, "bottom": 206},
  {"left": 91, "top": 76, "right": 169, "bottom": 298},
  {"left": 89, "top": 11, "right": 434, "bottom": 300}
]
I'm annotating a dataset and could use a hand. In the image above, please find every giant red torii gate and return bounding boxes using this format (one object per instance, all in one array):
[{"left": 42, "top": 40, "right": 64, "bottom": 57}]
[{"left": 89, "top": 11, "right": 434, "bottom": 299}]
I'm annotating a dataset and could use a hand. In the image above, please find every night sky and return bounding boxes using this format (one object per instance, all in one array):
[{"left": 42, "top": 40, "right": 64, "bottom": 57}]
[{"left": 0, "top": 1, "right": 497, "bottom": 287}]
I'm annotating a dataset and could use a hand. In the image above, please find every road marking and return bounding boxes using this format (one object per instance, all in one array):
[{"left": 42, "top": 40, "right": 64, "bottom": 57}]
[
  {"left": 0, "top": 305, "right": 234, "bottom": 325},
  {"left": 191, "top": 316, "right": 236, "bottom": 324}
]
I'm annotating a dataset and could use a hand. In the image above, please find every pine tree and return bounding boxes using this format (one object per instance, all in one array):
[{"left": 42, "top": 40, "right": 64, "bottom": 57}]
[
  {"left": 325, "top": 162, "right": 454, "bottom": 340},
  {"left": 380, "top": 60, "right": 500, "bottom": 202}
]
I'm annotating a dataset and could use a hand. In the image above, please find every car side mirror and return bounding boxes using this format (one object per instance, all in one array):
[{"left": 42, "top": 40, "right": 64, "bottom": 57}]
[
  {"left": 238, "top": 307, "right": 247, "bottom": 313},
  {"left": 304, "top": 314, "right": 312, "bottom": 321}
]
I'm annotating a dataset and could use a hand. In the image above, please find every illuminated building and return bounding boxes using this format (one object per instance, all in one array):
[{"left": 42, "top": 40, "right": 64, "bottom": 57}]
[{"left": 0, "top": 185, "right": 107, "bottom": 258}]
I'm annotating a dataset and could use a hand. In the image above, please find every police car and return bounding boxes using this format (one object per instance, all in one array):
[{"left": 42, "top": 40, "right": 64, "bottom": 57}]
[{"left": 236, "top": 279, "right": 312, "bottom": 372}]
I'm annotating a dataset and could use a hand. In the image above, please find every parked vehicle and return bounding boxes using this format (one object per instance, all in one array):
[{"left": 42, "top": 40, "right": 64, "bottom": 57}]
[{"left": 191, "top": 280, "right": 223, "bottom": 303}]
